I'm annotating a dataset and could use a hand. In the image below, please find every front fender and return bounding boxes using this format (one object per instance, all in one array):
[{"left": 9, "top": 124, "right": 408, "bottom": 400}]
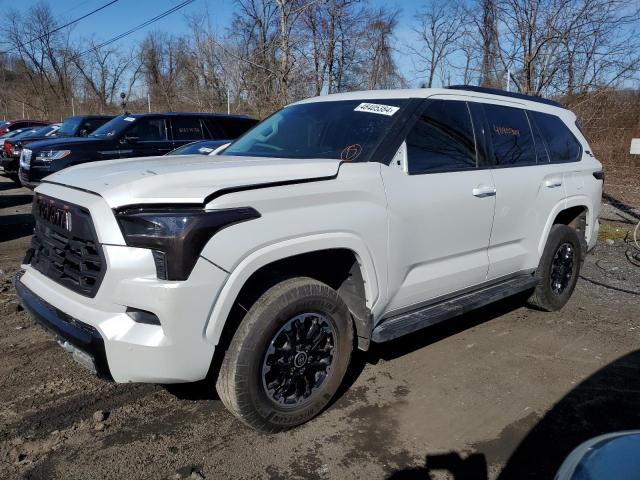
[{"left": 202, "top": 232, "right": 380, "bottom": 346}]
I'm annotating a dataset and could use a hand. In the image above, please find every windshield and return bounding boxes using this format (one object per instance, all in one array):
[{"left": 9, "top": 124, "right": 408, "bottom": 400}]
[
  {"left": 0, "top": 129, "right": 28, "bottom": 139},
  {"left": 89, "top": 115, "right": 134, "bottom": 138},
  {"left": 22, "top": 125, "right": 58, "bottom": 138},
  {"left": 10, "top": 129, "right": 40, "bottom": 140},
  {"left": 58, "top": 117, "right": 83, "bottom": 136},
  {"left": 223, "top": 99, "right": 408, "bottom": 161}
]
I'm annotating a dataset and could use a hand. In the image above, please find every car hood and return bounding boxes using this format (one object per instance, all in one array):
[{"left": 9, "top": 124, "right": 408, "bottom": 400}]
[
  {"left": 25, "top": 136, "right": 108, "bottom": 151},
  {"left": 41, "top": 154, "right": 341, "bottom": 208}
]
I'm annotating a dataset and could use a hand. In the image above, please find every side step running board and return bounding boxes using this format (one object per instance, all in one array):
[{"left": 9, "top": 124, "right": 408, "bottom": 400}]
[{"left": 371, "top": 275, "right": 538, "bottom": 343}]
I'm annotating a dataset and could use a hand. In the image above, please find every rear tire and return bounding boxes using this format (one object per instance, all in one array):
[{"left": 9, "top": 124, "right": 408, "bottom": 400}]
[
  {"left": 528, "top": 224, "right": 583, "bottom": 311},
  {"left": 216, "top": 277, "right": 353, "bottom": 432}
]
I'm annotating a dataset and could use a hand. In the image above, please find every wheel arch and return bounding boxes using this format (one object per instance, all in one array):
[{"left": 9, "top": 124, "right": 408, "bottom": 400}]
[
  {"left": 203, "top": 233, "right": 380, "bottom": 350},
  {"left": 538, "top": 196, "right": 594, "bottom": 257}
]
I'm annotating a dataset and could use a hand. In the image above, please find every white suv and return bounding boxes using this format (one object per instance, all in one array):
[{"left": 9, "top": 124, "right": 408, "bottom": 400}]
[{"left": 16, "top": 86, "right": 602, "bottom": 431}]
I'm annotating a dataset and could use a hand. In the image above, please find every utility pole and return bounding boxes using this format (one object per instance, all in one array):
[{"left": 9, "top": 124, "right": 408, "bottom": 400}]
[
  {"left": 71, "top": 97, "right": 75, "bottom": 116},
  {"left": 227, "top": 86, "right": 231, "bottom": 115},
  {"left": 147, "top": 93, "right": 151, "bottom": 113},
  {"left": 22, "top": 102, "right": 25, "bottom": 118},
  {"left": 506, "top": 69, "right": 510, "bottom": 92}
]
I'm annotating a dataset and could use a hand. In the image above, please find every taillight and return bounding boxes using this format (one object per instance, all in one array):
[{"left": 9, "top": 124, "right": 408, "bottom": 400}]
[{"left": 3, "top": 142, "right": 11, "bottom": 154}]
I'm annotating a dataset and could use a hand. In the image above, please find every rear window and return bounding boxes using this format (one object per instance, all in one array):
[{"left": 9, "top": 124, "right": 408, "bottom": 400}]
[
  {"left": 484, "top": 104, "right": 537, "bottom": 166},
  {"left": 530, "top": 111, "right": 582, "bottom": 163}
]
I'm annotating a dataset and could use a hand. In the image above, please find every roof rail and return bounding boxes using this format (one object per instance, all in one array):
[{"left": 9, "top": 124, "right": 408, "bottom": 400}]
[{"left": 446, "top": 85, "right": 564, "bottom": 108}]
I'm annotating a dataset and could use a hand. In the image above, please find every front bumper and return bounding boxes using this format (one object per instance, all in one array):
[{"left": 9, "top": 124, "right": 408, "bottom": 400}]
[
  {"left": 15, "top": 272, "right": 113, "bottom": 380},
  {"left": 18, "top": 182, "right": 227, "bottom": 383},
  {"left": 19, "top": 168, "right": 41, "bottom": 189}
]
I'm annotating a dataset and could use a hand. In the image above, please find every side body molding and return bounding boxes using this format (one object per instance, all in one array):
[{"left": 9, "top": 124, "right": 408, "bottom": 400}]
[{"left": 202, "top": 232, "right": 380, "bottom": 346}]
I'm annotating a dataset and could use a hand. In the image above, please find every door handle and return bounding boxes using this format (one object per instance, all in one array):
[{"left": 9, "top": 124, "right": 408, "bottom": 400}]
[
  {"left": 472, "top": 186, "right": 496, "bottom": 197},
  {"left": 544, "top": 178, "right": 563, "bottom": 188}
]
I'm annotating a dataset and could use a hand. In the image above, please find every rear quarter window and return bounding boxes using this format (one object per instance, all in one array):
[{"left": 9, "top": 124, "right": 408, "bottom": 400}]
[
  {"left": 483, "top": 104, "right": 537, "bottom": 166},
  {"left": 530, "top": 111, "right": 582, "bottom": 163}
]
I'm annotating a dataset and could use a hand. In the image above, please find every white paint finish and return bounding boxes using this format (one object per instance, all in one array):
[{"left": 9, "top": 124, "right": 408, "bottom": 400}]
[
  {"left": 630, "top": 138, "right": 640, "bottom": 155},
  {"left": 487, "top": 163, "right": 567, "bottom": 279},
  {"left": 20, "top": 241, "right": 225, "bottom": 383},
  {"left": 42, "top": 154, "right": 341, "bottom": 208},
  {"left": 379, "top": 157, "right": 495, "bottom": 315},
  {"left": 21, "top": 87, "right": 604, "bottom": 386},
  {"left": 201, "top": 162, "right": 389, "bottom": 336}
]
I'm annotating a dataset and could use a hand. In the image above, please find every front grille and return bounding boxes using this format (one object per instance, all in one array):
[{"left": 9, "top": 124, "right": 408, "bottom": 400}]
[{"left": 28, "top": 194, "right": 106, "bottom": 297}]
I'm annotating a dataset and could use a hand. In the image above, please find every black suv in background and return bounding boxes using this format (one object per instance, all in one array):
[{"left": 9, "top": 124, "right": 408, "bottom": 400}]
[
  {"left": 55, "top": 115, "right": 114, "bottom": 139},
  {"left": 2, "top": 116, "right": 113, "bottom": 185},
  {"left": 19, "top": 112, "right": 258, "bottom": 188}
]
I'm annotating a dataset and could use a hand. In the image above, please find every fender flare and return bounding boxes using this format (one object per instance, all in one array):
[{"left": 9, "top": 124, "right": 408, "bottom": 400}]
[
  {"left": 203, "top": 232, "right": 380, "bottom": 346},
  {"left": 537, "top": 195, "right": 594, "bottom": 257}
]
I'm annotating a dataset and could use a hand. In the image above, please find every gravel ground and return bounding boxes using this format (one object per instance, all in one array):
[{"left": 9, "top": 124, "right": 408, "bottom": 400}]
[{"left": 1, "top": 176, "right": 640, "bottom": 480}]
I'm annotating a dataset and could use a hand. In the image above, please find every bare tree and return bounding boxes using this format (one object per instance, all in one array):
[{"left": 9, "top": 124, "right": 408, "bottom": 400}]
[
  {"left": 72, "top": 41, "right": 134, "bottom": 113},
  {"left": 491, "top": 0, "right": 640, "bottom": 95},
  {"left": 409, "top": 0, "right": 464, "bottom": 88}
]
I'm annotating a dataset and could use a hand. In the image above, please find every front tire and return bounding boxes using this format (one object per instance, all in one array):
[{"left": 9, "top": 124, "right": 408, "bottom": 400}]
[
  {"left": 528, "top": 224, "right": 583, "bottom": 311},
  {"left": 216, "top": 277, "right": 353, "bottom": 432}
]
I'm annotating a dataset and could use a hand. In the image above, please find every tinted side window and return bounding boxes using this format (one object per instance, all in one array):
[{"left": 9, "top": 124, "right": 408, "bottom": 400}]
[
  {"left": 530, "top": 111, "right": 582, "bottom": 163},
  {"left": 9, "top": 122, "right": 28, "bottom": 130},
  {"left": 127, "top": 118, "right": 167, "bottom": 141},
  {"left": 527, "top": 111, "right": 549, "bottom": 163},
  {"left": 172, "top": 117, "right": 205, "bottom": 141},
  {"left": 484, "top": 104, "right": 536, "bottom": 166},
  {"left": 407, "top": 100, "right": 476, "bottom": 174}
]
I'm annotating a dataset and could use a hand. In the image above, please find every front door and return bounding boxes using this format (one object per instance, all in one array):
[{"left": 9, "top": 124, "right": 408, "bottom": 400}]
[
  {"left": 380, "top": 99, "right": 496, "bottom": 316},
  {"left": 120, "top": 117, "right": 173, "bottom": 158}
]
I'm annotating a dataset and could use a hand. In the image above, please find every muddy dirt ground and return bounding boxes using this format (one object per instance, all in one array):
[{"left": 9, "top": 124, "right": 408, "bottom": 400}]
[{"left": 1, "top": 175, "right": 639, "bottom": 480}]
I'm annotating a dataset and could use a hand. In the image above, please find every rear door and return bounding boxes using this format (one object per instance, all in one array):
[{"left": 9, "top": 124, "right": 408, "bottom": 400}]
[
  {"left": 381, "top": 98, "right": 496, "bottom": 315},
  {"left": 478, "top": 102, "right": 567, "bottom": 279},
  {"left": 120, "top": 117, "right": 172, "bottom": 157}
]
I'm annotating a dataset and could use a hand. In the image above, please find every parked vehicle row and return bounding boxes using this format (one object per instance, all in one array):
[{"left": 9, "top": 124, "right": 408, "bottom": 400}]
[
  {"left": 14, "top": 86, "right": 603, "bottom": 432},
  {"left": 17, "top": 112, "right": 258, "bottom": 188}
]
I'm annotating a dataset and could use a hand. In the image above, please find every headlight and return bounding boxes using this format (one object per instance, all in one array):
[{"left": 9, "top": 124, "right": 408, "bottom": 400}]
[
  {"left": 35, "top": 150, "right": 71, "bottom": 162},
  {"left": 115, "top": 206, "right": 260, "bottom": 280},
  {"left": 19, "top": 149, "right": 32, "bottom": 169}
]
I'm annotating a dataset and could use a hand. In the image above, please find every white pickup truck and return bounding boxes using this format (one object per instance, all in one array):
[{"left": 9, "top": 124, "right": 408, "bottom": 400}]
[{"left": 16, "top": 86, "right": 602, "bottom": 431}]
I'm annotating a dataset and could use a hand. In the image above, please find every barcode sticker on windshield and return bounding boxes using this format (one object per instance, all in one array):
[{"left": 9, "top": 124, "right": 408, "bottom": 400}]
[{"left": 354, "top": 103, "right": 399, "bottom": 116}]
